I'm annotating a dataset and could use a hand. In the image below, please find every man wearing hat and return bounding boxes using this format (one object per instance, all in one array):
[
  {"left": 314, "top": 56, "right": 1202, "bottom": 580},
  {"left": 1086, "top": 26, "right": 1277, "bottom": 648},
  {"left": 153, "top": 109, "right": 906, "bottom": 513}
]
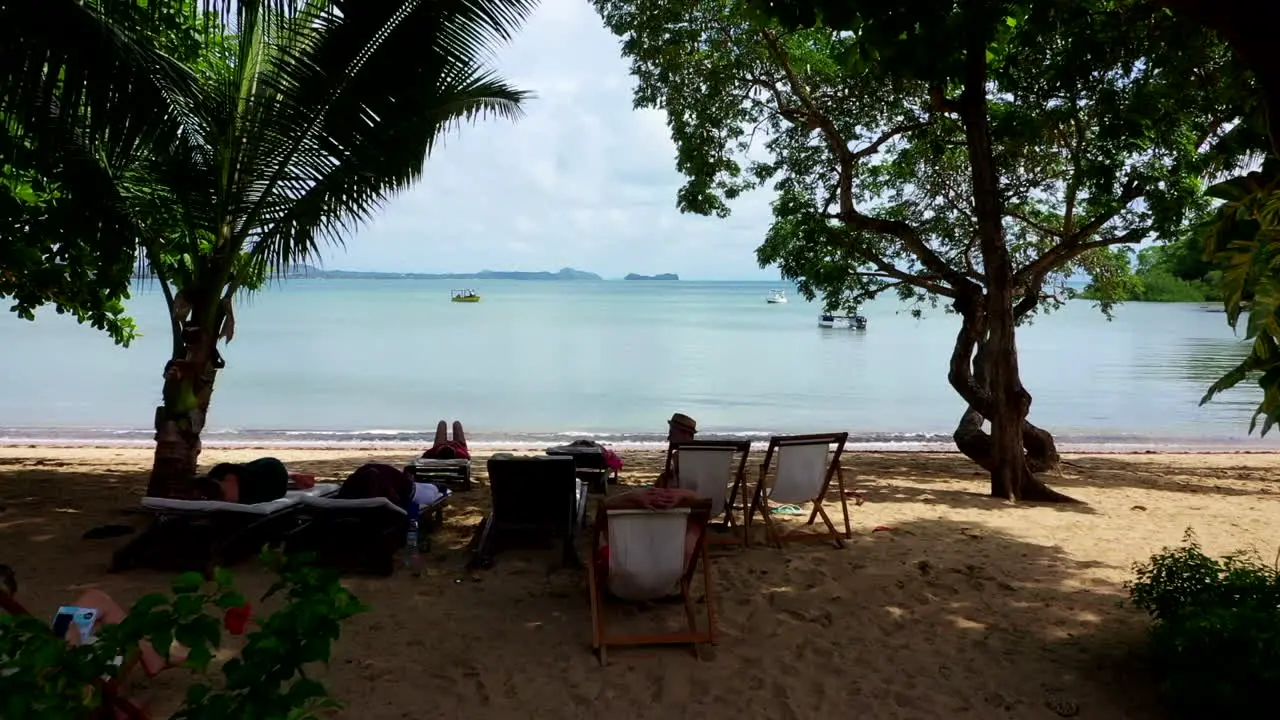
[{"left": 656, "top": 412, "right": 697, "bottom": 488}]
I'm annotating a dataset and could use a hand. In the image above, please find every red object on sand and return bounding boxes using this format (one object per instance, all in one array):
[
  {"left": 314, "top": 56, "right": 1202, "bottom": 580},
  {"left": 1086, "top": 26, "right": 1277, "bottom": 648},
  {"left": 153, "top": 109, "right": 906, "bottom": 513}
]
[
  {"left": 224, "top": 604, "right": 251, "bottom": 635},
  {"left": 872, "top": 525, "right": 894, "bottom": 533}
]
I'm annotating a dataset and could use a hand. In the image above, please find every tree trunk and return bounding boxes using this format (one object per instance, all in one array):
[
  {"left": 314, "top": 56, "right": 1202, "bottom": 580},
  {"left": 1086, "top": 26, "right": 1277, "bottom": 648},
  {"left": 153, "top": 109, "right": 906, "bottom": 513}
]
[
  {"left": 145, "top": 294, "right": 226, "bottom": 498},
  {"left": 952, "top": 330, "right": 1061, "bottom": 474},
  {"left": 953, "top": 11, "right": 1075, "bottom": 503}
]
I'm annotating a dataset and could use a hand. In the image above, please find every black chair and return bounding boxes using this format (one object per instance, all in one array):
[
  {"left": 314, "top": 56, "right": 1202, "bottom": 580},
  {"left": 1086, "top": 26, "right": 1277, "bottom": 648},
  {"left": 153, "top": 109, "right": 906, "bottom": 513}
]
[
  {"left": 472, "top": 455, "right": 587, "bottom": 568},
  {"left": 545, "top": 444, "right": 615, "bottom": 494}
]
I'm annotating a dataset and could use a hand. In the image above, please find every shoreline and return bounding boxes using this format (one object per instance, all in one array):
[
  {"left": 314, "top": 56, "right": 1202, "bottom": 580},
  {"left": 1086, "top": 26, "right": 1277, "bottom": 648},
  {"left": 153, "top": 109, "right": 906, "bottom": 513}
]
[{"left": 1, "top": 440, "right": 1278, "bottom": 455}]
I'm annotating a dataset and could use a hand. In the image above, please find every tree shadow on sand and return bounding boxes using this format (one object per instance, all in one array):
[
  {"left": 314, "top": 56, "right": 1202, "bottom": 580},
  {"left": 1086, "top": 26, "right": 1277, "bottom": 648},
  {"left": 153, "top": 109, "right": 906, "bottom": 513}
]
[
  {"left": 843, "top": 454, "right": 1100, "bottom": 515},
  {"left": 2, "top": 457, "right": 1168, "bottom": 718}
]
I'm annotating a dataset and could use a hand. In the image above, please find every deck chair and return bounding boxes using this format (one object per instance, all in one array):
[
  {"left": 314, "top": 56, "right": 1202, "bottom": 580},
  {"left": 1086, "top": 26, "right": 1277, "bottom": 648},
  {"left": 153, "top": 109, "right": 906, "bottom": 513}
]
[
  {"left": 747, "top": 433, "right": 851, "bottom": 548},
  {"left": 284, "top": 488, "right": 451, "bottom": 576},
  {"left": 406, "top": 457, "right": 472, "bottom": 492},
  {"left": 587, "top": 493, "right": 715, "bottom": 665},
  {"left": 472, "top": 455, "right": 587, "bottom": 568},
  {"left": 667, "top": 440, "right": 751, "bottom": 545},
  {"left": 110, "top": 484, "right": 338, "bottom": 574},
  {"left": 0, "top": 565, "right": 150, "bottom": 719}
]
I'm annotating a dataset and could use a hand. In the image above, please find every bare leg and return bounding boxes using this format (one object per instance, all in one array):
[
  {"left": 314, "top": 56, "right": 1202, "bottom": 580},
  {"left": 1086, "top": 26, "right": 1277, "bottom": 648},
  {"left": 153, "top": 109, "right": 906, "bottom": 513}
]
[
  {"left": 71, "top": 589, "right": 184, "bottom": 677},
  {"left": 433, "top": 421, "right": 448, "bottom": 447},
  {"left": 452, "top": 421, "right": 467, "bottom": 449}
]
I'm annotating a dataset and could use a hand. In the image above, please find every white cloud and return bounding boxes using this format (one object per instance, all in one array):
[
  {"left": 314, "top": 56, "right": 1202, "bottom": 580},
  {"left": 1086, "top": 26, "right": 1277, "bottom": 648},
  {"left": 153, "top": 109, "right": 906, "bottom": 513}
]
[{"left": 322, "top": 0, "right": 778, "bottom": 280}]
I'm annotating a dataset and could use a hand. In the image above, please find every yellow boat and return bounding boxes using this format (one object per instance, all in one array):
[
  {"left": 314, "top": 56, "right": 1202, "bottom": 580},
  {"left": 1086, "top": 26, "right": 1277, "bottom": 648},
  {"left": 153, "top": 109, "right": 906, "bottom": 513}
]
[{"left": 451, "top": 289, "right": 481, "bottom": 303}]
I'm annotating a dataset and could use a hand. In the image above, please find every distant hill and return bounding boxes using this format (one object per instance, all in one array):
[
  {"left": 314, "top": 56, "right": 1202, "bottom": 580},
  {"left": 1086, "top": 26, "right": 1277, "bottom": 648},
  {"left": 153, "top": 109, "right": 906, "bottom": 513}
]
[
  {"left": 624, "top": 273, "right": 679, "bottom": 281},
  {"left": 281, "top": 265, "right": 602, "bottom": 281}
]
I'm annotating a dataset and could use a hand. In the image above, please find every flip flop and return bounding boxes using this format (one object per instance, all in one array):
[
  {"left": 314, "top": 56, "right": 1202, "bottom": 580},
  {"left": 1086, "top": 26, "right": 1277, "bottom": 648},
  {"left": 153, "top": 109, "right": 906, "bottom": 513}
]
[
  {"left": 771, "top": 504, "right": 805, "bottom": 516},
  {"left": 82, "top": 524, "right": 135, "bottom": 540}
]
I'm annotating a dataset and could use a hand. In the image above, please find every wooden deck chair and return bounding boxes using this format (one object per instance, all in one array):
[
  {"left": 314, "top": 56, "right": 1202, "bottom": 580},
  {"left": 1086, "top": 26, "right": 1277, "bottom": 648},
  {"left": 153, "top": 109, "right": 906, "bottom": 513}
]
[
  {"left": 110, "top": 484, "right": 337, "bottom": 575},
  {"left": 667, "top": 440, "right": 751, "bottom": 545},
  {"left": 747, "top": 433, "right": 851, "bottom": 548},
  {"left": 0, "top": 565, "right": 150, "bottom": 719},
  {"left": 471, "top": 455, "right": 587, "bottom": 569},
  {"left": 284, "top": 488, "right": 450, "bottom": 576},
  {"left": 587, "top": 493, "right": 715, "bottom": 666}
]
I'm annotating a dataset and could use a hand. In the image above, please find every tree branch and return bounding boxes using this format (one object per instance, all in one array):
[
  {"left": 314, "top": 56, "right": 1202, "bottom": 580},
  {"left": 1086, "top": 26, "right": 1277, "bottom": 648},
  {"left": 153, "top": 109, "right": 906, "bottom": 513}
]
[
  {"left": 1012, "top": 178, "right": 1146, "bottom": 287},
  {"left": 758, "top": 29, "right": 977, "bottom": 296}
]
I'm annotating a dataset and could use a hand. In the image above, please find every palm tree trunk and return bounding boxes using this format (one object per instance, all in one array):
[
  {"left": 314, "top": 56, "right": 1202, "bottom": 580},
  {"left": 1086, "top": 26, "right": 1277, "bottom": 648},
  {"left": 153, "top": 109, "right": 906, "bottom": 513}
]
[{"left": 145, "top": 294, "right": 224, "bottom": 498}]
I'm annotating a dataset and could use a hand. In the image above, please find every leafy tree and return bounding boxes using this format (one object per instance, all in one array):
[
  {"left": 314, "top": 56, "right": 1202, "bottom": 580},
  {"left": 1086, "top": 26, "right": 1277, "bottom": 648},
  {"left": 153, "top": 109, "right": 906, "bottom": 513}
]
[
  {"left": 1151, "top": 2, "right": 1280, "bottom": 436},
  {"left": 0, "top": 0, "right": 534, "bottom": 496},
  {"left": 1082, "top": 222, "right": 1223, "bottom": 302},
  {"left": 593, "top": 0, "right": 1243, "bottom": 500},
  {"left": 0, "top": 1, "right": 225, "bottom": 346}
]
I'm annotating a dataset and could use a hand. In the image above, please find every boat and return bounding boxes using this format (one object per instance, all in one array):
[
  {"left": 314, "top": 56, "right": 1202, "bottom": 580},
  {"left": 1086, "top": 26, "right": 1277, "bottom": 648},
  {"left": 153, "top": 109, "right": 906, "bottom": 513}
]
[
  {"left": 766, "top": 289, "right": 788, "bottom": 304},
  {"left": 450, "top": 289, "right": 480, "bottom": 303},
  {"left": 817, "top": 312, "right": 867, "bottom": 330}
]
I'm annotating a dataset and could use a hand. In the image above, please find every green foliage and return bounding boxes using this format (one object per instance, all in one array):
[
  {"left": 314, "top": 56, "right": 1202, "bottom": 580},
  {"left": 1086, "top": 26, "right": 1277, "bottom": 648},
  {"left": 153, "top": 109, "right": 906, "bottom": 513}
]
[
  {"left": 592, "top": 0, "right": 1241, "bottom": 313},
  {"left": 1198, "top": 162, "right": 1280, "bottom": 434},
  {"left": 1128, "top": 530, "right": 1280, "bottom": 718},
  {"left": 0, "top": 551, "right": 365, "bottom": 720},
  {"left": 1080, "top": 230, "right": 1223, "bottom": 303},
  {"left": 0, "top": 0, "right": 223, "bottom": 345}
]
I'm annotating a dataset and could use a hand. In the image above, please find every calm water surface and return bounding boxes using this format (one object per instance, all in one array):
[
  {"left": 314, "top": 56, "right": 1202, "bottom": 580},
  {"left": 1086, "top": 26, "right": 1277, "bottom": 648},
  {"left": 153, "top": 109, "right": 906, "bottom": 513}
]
[{"left": 0, "top": 280, "right": 1272, "bottom": 450}]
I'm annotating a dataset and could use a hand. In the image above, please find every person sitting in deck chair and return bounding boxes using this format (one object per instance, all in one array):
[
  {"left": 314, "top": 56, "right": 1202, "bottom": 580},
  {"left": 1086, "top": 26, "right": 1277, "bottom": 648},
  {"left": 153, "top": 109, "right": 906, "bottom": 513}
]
[
  {"left": 422, "top": 420, "right": 469, "bottom": 459},
  {"left": 655, "top": 412, "right": 697, "bottom": 488},
  {"left": 193, "top": 457, "right": 316, "bottom": 504},
  {"left": 595, "top": 487, "right": 703, "bottom": 571},
  {"left": 335, "top": 463, "right": 445, "bottom": 508}
]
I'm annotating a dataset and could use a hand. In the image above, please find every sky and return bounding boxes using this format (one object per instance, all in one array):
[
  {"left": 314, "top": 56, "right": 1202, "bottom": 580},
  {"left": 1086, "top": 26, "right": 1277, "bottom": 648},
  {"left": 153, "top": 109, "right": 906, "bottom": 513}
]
[{"left": 325, "top": 0, "right": 779, "bottom": 281}]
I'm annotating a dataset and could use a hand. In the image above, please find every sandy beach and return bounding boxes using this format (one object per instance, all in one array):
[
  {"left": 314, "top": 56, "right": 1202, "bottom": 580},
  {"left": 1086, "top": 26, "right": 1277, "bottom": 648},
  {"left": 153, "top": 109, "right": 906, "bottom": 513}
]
[{"left": 3, "top": 445, "right": 1279, "bottom": 719}]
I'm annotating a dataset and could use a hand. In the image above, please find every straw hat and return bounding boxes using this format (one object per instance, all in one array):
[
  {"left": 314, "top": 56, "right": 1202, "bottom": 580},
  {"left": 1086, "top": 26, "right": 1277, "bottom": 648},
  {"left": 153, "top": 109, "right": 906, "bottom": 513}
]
[{"left": 668, "top": 412, "right": 697, "bottom": 433}]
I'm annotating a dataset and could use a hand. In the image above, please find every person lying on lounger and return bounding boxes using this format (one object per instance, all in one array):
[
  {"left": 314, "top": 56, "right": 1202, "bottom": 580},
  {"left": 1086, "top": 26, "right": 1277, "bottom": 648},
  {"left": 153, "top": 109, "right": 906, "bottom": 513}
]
[
  {"left": 193, "top": 457, "right": 316, "bottom": 504},
  {"left": 336, "top": 463, "right": 445, "bottom": 508},
  {"left": 655, "top": 412, "right": 697, "bottom": 488},
  {"left": 421, "top": 420, "right": 469, "bottom": 459}
]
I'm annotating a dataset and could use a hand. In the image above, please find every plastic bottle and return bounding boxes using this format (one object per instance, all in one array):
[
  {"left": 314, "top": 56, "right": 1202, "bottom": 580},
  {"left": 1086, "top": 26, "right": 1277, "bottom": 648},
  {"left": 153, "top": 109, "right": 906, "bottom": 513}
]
[{"left": 404, "top": 501, "right": 422, "bottom": 572}]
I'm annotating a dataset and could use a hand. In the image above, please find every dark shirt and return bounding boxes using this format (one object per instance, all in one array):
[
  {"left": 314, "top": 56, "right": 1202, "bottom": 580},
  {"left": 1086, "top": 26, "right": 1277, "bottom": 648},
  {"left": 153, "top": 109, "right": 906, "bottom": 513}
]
[
  {"left": 337, "top": 463, "right": 415, "bottom": 507},
  {"left": 236, "top": 457, "right": 290, "bottom": 504}
]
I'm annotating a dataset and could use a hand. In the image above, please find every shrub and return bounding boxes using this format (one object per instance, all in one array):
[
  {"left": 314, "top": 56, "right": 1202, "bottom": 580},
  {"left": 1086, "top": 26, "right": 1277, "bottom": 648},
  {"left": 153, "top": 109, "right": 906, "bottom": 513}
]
[
  {"left": 0, "top": 549, "right": 365, "bottom": 720},
  {"left": 1128, "top": 530, "right": 1280, "bottom": 717}
]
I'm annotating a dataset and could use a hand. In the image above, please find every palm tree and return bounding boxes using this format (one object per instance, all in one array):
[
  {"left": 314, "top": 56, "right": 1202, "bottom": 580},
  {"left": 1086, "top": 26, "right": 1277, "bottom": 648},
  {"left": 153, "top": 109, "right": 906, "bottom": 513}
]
[{"left": 0, "top": 0, "right": 534, "bottom": 496}]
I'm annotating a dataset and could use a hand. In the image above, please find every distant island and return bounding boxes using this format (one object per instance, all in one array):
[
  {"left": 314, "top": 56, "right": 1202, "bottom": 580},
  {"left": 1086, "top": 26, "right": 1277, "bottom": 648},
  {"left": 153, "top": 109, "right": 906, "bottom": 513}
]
[
  {"left": 624, "top": 273, "right": 679, "bottom": 281},
  {"left": 279, "top": 265, "right": 602, "bottom": 281}
]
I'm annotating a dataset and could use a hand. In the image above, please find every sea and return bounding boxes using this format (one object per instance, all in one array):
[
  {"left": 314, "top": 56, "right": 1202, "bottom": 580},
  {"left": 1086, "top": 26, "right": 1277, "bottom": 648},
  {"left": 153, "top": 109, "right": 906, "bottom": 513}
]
[{"left": 0, "top": 279, "right": 1275, "bottom": 452}]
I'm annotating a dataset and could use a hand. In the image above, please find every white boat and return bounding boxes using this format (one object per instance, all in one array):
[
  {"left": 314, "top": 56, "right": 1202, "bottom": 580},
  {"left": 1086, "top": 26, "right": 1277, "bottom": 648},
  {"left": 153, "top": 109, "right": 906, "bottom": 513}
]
[
  {"left": 818, "top": 313, "right": 867, "bottom": 329},
  {"left": 766, "top": 289, "right": 788, "bottom": 304}
]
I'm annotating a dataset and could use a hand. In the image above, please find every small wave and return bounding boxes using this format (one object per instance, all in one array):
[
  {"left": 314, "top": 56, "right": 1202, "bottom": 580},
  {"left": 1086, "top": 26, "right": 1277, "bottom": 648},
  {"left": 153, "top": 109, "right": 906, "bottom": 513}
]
[{"left": 0, "top": 425, "right": 1274, "bottom": 453}]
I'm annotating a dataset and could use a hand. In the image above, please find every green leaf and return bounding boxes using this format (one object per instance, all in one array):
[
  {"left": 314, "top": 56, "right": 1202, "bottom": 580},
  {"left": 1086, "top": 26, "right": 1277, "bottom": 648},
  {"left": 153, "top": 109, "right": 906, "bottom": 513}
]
[{"left": 171, "top": 572, "right": 205, "bottom": 595}]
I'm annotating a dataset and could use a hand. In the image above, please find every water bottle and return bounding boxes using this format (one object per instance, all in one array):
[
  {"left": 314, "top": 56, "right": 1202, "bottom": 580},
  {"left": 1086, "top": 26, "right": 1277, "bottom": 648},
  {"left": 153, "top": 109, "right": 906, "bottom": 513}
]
[{"left": 404, "top": 501, "right": 422, "bottom": 572}]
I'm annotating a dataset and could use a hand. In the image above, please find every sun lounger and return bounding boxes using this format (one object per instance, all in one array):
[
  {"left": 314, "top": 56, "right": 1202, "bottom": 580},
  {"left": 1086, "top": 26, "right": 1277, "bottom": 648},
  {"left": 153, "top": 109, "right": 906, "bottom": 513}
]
[
  {"left": 471, "top": 455, "right": 587, "bottom": 569},
  {"left": 406, "top": 457, "right": 472, "bottom": 491},
  {"left": 747, "top": 433, "right": 852, "bottom": 548},
  {"left": 1, "top": 565, "right": 150, "bottom": 719},
  {"left": 545, "top": 444, "right": 617, "bottom": 494},
  {"left": 668, "top": 439, "right": 751, "bottom": 545},
  {"left": 587, "top": 492, "right": 715, "bottom": 665},
  {"left": 109, "top": 484, "right": 338, "bottom": 574},
  {"left": 283, "top": 488, "right": 451, "bottom": 576}
]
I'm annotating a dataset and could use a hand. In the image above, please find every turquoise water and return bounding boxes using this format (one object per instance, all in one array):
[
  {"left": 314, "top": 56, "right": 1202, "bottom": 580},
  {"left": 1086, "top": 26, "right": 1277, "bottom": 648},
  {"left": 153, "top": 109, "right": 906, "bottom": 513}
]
[{"left": 0, "top": 279, "right": 1274, "bottom": 450}]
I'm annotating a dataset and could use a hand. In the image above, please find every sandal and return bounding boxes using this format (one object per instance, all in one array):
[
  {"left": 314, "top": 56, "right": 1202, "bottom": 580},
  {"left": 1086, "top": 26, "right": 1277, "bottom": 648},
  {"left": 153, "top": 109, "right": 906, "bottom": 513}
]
[{"left": 771, "top": 504, "right": 805, "bottom": 516}]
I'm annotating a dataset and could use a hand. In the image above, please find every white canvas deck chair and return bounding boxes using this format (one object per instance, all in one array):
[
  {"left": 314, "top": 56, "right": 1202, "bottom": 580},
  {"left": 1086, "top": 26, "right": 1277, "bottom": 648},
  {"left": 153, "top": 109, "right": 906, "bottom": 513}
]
[
  {"left": 668, "top": 439, "right": 751, "bottom": 545},
  {"left": 747, "top": 432, "right": 851, "bottom": 548},
  {"left": 587, "top": 494, "right": 715, "bottom": 666}
]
